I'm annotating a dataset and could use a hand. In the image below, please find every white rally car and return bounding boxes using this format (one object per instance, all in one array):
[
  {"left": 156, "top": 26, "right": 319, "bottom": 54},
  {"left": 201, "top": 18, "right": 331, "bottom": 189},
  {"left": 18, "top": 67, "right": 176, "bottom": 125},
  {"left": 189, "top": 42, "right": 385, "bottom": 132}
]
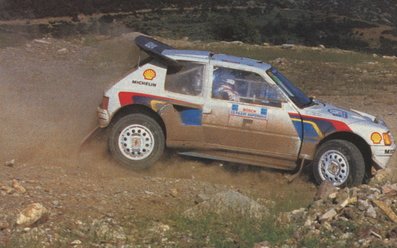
[{"left": 97, "top": 35, "right": 395, "bottom": 187}]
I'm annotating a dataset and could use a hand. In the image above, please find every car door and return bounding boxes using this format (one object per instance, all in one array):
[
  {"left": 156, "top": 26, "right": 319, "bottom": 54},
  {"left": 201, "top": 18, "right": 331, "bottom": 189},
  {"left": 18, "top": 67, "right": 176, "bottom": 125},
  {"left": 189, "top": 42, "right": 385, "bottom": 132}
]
[{"left": 202, "top": 63, "right": 301, "bottom": 168}]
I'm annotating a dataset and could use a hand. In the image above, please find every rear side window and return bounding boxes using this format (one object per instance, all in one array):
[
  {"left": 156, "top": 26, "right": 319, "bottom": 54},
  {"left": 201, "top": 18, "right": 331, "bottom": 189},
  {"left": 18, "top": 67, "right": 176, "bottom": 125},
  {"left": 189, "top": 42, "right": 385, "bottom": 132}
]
[{"left": 165, "top": 62, "right": 204, "bottom": 96}]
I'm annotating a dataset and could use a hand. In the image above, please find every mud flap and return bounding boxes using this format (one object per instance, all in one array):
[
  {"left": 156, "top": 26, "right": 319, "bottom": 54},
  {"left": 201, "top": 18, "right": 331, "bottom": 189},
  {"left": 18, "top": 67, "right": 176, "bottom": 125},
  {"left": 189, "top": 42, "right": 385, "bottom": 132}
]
[
  {"left": 285, "top": 155, "right": 309, "bottom": 183},
  {"left": 79, "top": 126, "right": 101, "bottom": 150}
]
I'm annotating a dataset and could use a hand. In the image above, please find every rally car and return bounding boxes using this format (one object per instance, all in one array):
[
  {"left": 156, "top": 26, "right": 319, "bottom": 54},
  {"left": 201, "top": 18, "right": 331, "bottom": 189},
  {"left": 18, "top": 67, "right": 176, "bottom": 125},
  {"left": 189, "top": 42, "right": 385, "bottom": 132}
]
[{"left": 97, "top": 35, "right": 396, "bottom": 187}]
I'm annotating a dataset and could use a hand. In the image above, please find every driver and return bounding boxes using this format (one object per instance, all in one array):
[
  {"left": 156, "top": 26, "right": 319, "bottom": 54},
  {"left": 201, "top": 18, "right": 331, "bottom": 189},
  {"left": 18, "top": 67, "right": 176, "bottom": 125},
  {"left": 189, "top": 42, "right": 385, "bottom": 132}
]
[{"left": 214, "top": 78, "right": 240, "bottom": 101}]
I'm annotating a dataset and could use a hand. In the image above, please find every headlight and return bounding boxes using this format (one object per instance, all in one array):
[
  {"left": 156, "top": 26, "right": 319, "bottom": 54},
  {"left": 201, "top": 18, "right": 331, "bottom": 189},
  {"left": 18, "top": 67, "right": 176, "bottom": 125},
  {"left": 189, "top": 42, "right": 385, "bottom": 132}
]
[{"left": 383, "top": 132, "right": 392, "bottom": 146}]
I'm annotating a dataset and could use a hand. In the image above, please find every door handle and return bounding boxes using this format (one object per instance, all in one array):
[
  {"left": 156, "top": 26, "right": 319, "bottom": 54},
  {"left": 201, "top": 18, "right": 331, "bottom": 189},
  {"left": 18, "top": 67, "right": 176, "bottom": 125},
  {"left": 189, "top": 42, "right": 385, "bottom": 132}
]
[{"left": 202, "top": 106, "right": 212, "bottom": 114}]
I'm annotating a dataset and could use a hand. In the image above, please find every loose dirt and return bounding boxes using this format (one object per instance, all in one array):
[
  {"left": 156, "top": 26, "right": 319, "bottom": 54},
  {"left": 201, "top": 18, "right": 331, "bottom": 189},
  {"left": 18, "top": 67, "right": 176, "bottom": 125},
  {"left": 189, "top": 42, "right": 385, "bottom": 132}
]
[{"left": 0, "top": 31, "right": 396, "bottom": 246}]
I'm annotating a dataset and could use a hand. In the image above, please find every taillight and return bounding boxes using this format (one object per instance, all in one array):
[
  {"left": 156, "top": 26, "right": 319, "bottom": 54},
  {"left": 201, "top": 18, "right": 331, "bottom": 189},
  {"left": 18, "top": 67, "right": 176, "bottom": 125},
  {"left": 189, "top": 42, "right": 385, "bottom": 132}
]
[{"left": 100, "top": 96, "right": 109, "bottom": 110}]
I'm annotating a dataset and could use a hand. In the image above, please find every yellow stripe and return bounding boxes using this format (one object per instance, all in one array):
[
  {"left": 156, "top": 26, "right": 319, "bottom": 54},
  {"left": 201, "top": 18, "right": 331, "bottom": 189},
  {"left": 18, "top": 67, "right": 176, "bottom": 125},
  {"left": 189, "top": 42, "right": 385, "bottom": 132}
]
[
  {"left": 150, "top": 100, "right": 166, "bottom": 111},
  {"left": 292, "top": 118, "right": 324, "bottom": 138}
]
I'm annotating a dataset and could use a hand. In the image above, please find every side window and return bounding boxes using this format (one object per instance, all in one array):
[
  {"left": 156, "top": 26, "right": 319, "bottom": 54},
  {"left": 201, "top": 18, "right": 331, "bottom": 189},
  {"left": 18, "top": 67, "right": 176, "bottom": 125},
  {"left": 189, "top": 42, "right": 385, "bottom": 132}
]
[
  {"left": 212, "top": 67, "right": 285, "bottom": 106},
  {"left": 165, "top": 62, "right": 204, "bottom": 96}
]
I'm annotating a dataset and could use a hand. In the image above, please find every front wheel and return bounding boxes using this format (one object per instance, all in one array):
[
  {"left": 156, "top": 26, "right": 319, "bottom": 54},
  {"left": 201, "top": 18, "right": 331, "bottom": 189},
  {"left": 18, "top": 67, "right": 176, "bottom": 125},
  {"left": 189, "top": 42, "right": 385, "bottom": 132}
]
[
  {"left": 108, "top": 113, "right": 165, "bottom": 170},
  {"left": 313, "top": 139, "right": 365, "bottom": 187}
]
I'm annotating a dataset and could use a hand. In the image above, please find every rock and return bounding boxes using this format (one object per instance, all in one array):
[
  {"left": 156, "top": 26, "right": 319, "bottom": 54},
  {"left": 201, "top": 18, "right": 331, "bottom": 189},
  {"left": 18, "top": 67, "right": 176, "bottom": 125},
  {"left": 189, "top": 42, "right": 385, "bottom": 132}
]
[
  {"left": 0, "top": 185, "right": 13, "bottom": 194},
  {"left": 318, "top": 44, "right": 325, "bottom": 49},
  {"left": 372, "top": 169, "right": 389, "bottom": 184},
  {"left": 281, "top": 43, "right": 295, "bottom": 49},
  {"left": 4, "top": 159, "right": 15, "bottom": 167},
  {"left": 365, "top": 205, "right": 377, "bottom": 219},
  {"left": 328, "top": 192, "right": 338, "bottom": 199},
  {"left": 358, "top": 199, "right": 370, "bottom": 211},
  {"left": 184, "top": 190, "right": 268, "bottom": 219},
  {"left": 282, "top": 181, "right": 397, "bottom": 245},
  {"left": 382, "top": 55, "right": 397, "bottom": 60},
  {"left": 52, "top": 200, "right": 60, "bottom": 207},
  {"left": 71, "top": 239, "right": 82, "bottom": 245},
  {"left": 169, "top": 188, "right": 178, "bottom": 198},
  {"left": 335, "top": 188, "right": 350, "bottom": 204},
  {"left": 230, "top": 41, "right": 244, "bottom": 45},
  {"left": 382, "top": 183, "right": 397, "bottom": 195},
  {"left": 253, "top": 241, "right": 271, "bottom": 248},
  {"left": 262, "top": 42, "right": 270, "bottom": 46},
  {"left": 144, "top": 190, "right": 154, "bottom": 195},
  {"left": 319, "top": 208, "right": 337, "bottom": 222},
  {"left": 194, "top": 193, "right": 210, "bottom": 204},
  {"left": 339, "top": 196, "right": 357, "bottom": 209},
  {"left": 57, "top": 48, "right": 68, "bottom": 54},
  {"left": 33, "top": 39, "right": 51, "bottom": 45},
  {"left": 90, "top": 218, "right": 126, "bottom": 244},
  {"left": 314, "top": 181, "right": 337, "bottom": 201},
  {"left": 12, "top": 179, "right": 26, "bottom": 193},
  {"left": 16, "top": 203, "right": 48, "bottom": 226},
  {"left": 150, "top": 223, "right": 170, "bottom": 234}
]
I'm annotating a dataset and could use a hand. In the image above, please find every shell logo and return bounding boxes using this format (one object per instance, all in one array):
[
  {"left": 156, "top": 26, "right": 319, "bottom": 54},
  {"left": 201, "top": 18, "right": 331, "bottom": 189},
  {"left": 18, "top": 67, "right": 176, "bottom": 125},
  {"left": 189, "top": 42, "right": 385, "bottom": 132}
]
[{"left": 143, "top": 69, "right": 156, "bottom": 80}]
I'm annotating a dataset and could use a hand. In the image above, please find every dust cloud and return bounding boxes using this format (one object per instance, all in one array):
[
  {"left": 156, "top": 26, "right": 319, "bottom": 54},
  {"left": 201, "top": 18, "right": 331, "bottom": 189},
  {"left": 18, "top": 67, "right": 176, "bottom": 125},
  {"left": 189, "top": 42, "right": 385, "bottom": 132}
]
[{"left": 0, "top": 31, "right": 314, "bottom": 195}]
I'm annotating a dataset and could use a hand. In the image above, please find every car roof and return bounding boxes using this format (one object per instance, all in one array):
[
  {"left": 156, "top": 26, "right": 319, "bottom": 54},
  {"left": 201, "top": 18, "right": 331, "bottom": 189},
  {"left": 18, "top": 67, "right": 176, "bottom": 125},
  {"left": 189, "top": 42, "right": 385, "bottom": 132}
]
[{"left": 162, "top": 49, "right": 272, "bottom": 71}]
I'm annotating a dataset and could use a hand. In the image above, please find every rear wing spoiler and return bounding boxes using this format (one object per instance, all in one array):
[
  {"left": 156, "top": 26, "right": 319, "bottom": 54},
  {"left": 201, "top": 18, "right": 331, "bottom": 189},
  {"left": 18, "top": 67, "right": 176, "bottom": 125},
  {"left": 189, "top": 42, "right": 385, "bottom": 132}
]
[{"left": 135, "top": 35, "right": 181, "bottom": 70}]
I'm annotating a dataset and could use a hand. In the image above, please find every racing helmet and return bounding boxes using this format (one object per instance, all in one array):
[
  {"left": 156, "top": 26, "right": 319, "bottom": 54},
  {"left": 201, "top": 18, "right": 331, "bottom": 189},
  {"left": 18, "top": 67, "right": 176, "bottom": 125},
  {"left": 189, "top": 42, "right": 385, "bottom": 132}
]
[{"left": 225, "top": 78, "right": 236, "bottom": 85}]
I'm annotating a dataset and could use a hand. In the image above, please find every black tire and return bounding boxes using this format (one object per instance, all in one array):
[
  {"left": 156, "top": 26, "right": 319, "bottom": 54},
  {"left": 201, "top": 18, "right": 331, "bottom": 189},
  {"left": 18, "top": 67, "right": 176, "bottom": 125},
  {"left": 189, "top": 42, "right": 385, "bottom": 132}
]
[
  {"left": 313, "top": 139, "right": 365, "bottom": 187},
  {"left": 108, "top": 113, "right": 165, "bottom": 170}
]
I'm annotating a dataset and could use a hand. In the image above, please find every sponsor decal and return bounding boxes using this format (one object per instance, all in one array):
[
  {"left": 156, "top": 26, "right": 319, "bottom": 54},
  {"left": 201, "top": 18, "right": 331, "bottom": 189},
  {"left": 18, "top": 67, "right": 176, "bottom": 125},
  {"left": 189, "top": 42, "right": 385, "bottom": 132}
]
[
  {"left": 231, "top": 104, "right": 267, "bottom": 120},
  {"left": 143, "top": 69, "right": 156, "bottom": 80},
  {"left": 385, "top": 149, "right": 395, "bottom": 154},
  {"left": 132, "top": 80, "right": 157, "bottom": 87},
  {"left": 328, "top": 109, "right": 348, "bottom": 118},
  {"left": 144, "top": 41, "right": 158, "bottom": 49}
]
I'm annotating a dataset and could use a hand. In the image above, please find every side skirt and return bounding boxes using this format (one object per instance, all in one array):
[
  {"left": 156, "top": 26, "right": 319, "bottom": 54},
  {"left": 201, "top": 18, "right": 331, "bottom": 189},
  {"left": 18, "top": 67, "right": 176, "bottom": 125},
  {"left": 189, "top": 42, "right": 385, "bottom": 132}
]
[{"left": 178, "top": 150, "right": 297, "bottom": 171}]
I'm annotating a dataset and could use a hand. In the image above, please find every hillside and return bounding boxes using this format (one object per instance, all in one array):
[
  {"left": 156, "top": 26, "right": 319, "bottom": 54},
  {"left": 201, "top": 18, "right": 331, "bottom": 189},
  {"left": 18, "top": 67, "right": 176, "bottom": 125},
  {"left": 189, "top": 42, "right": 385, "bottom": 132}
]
[{"left": 0, "top": 0, "right": 396, "bottom": 54}]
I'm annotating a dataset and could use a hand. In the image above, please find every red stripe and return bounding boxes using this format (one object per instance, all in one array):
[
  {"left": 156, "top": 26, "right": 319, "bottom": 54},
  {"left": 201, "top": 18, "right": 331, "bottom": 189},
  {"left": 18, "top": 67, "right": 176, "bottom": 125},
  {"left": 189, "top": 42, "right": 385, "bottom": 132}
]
[
  {"left": 289, "top": 112, "right": 351, "bottom": 132},
  {"left": 118, "top": 92, "right": 198, "bottom": 107}
]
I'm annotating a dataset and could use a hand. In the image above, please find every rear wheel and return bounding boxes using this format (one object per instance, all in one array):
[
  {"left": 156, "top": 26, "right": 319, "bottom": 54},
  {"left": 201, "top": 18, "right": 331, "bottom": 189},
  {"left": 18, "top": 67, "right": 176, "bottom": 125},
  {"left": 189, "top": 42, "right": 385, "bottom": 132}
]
[
  {"left": 313, "top": 139, "right": 365, "bottom": 187},
  {"left": 108, "top": 113, "right": 164, "bottom": 170}
]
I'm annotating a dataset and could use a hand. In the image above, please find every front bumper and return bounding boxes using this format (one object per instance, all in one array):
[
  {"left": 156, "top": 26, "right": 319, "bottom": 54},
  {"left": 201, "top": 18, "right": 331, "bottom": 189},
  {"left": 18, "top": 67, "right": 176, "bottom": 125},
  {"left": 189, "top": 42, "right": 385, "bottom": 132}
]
[
  {"left": 371, "top": 144, "right": 396, "bottom": 169},
  {"left": 97, "top": 107, "right": 110, "bottom": 128}
]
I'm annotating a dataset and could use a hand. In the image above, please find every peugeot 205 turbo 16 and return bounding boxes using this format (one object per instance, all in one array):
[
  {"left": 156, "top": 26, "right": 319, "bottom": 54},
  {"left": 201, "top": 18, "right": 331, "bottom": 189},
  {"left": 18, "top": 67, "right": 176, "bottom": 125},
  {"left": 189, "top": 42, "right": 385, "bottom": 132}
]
[{"left": 96, "top": 35, "right": 396, "bottom": 187}]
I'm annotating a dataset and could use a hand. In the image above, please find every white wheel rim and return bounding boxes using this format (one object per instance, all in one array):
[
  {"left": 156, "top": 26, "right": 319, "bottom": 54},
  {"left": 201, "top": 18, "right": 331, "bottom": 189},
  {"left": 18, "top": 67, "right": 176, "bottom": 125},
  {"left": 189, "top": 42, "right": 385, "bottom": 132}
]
[
  {"left": 318, "top": 150, "right": 349, "bottom": 186},
  {"left": 118, "top": 124, "right": 155, "bottom": 160}
]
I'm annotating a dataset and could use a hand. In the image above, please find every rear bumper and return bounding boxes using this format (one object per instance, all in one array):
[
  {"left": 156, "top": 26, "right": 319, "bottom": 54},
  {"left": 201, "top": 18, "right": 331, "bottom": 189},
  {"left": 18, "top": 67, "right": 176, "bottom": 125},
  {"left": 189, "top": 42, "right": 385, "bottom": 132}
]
[
  {"left": 371, "top": 144, "right": 396, "bottom": 169},
  {"left": 97, "top": 107, "right": 110, "bottom": 128}
]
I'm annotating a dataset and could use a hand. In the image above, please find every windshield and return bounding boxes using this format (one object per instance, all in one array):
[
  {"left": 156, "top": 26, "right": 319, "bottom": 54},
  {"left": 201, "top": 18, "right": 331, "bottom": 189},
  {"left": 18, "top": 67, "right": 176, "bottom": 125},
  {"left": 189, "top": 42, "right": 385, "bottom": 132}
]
[{"left": 267, "top": 67, "right": 312, "bottom": 108}]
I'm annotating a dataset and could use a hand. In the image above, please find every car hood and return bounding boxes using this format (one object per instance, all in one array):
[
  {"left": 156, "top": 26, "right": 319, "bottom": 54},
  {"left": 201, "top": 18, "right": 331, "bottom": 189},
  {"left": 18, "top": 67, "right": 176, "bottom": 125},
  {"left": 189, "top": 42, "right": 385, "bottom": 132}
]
[{"left": 301, "top": 100, "right": 377, "bottom": 125}]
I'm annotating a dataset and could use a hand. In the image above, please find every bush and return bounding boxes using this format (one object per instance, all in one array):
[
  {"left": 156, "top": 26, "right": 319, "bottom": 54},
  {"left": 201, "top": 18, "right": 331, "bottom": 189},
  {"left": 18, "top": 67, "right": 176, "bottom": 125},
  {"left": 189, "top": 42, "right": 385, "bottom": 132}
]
[{"left": 211, "top": 13, "right": 261, "bottom": 43}]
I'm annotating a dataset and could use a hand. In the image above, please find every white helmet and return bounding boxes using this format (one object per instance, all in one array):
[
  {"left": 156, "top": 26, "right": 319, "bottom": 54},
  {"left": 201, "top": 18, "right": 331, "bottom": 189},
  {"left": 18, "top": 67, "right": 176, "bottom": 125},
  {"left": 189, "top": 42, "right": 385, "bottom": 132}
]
[{"left": 225, "top": 79, "right": 235, "bottom": 85}]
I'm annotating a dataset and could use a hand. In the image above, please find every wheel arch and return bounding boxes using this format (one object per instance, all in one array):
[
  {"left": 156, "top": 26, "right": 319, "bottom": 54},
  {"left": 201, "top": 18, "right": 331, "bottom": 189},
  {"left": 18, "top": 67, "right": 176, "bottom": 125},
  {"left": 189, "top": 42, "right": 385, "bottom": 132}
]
[
  {"left": 109, "top": 104, "right": 167, "bottom": 138},
  {"left": 319, "top": 132, "right": 372, "bottom": 174}
]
